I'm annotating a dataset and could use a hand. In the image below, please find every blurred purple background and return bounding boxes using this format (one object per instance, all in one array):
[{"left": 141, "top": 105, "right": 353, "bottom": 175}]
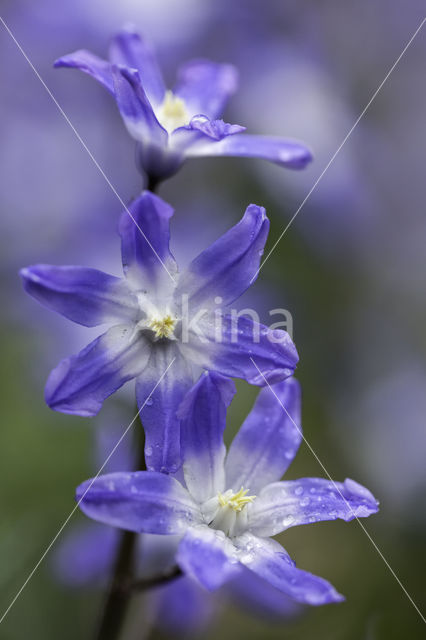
[{"left": 1, "top": 2, "right": 425, "bottom": 639}]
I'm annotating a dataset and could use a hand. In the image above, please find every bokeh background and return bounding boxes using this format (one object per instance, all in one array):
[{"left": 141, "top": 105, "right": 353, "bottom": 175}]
[{"left": 1, "top": 1, "right": 426, "bottom": 639}]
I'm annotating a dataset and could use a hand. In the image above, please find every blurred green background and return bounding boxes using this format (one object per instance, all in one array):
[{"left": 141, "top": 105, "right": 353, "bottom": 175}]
[{"left": 1, "top": 1, "right": 426, "bottom": 639}]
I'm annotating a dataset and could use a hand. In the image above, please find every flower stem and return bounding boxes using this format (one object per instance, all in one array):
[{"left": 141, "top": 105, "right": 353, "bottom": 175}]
[
  {"left": 130, "top": 566, "right": 183, "bottom": 591},
  {"left": 94, "top": 530, "right": 139, "bottom": 640},
  {"left": 94, "top": 417, "right": 146, "bottom": 640},
  {"left": 146, "top": 174, "right": 160, "bottom": 193}
]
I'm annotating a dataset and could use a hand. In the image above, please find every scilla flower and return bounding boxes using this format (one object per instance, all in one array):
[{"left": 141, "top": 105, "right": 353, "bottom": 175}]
[
  {"left": 55, "top": 27, "right": 312, "bottom": 181},
  {"left": 76, "top": 373, "right": 378, "bottom": 604},
  {"left": 20, "top": 192, "right": 297, "bottom": 472},
  {"left": 55, "top": 421, "right": 300, "bottom": 625}
]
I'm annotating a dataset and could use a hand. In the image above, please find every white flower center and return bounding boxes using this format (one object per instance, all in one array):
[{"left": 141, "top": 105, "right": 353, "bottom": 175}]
[
  {"left": 208, "top": 487, "right": 256, "bottom": 538},
  {"left": 156, "top": 90, "right": 190, "bottom": 133}
]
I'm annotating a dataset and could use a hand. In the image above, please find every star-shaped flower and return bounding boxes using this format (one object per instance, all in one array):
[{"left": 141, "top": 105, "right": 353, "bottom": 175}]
[
  {"left": 76, "top": 372, "right": 379, "bottom": 604},
  {"left": 55, "top": 420, "right": 301, "bottom": 623},
  {"left": 55, "top": 27, "right": 312, "bottom": 181},
  {"left": 21, "top": 192, "right": 298, "bottom": 472}
]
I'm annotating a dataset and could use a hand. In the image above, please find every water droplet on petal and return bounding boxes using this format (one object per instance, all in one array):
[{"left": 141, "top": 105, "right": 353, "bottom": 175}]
[{"left": 282, "top": 515, "right": 295, "bottom": 527}]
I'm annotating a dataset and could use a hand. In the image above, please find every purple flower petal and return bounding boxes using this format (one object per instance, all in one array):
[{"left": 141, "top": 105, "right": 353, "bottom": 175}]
[
  {"left": 184, "top": 312, "right": 298, "bottom": 386},
  {"left": 109, "top": 28, "right": 166, "bottom": 106},
  {"left": 119, "top": 191, "right": 177, "bottom": 293},
  {"left": 186, "top": 133, "right": 313, "bottom": 169},
  {"left": 46, "top": 325, "right": 150, "bottom": 416},
  {"left": 112, "top": 66, "right": 167, "bottom": 145},
  {"left": 20, "top": 265, "right": 138, "bottom": 327},
  {"left": 248, "top": 478, "right": 379, "bottom": 537},
  {"left": 136, "top": 342, "right": 193, "bottom": 474},
  {"left": 77, "top": 471, "right": 201, "bottom": 534},
  {"left": 177, "top": 525, "right": 241, "bottom": 591},
  {"left": 54, "top": 50, "right": 114, "bottom": 93},
  {"left": 178, "top": 372, "right": 236, "bottom": 503},
  {"left": 169, "top": 116, "right": 245, "bottom": 155},
  {"left": 226, "top": 565, "right": 302, "bottom": 619},
  {"left": 225, "top": 378, "right": 302, "bottom": 494},
  {"left": 152, "top": 575, "right": 215, "bottom": 635},
  {"left": 174, "top": 59, "right": 238, "bottom": 119},
  {"left": 53, "top": 523, "right": 118, "bottom": 587},
  {"left": 175, "top": 204, "right": 269, "bottom": 310},
  {"left": 186, "top": 116, "right": 246, "bottom": 141},
  {"left": 234, "top": 534, "right": 344, "bottom": 606},
  {"left": 94, "top": 417, "right": 136, "bottom": 473}
]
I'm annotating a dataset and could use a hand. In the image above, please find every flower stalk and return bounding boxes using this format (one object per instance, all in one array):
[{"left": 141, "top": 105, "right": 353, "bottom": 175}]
[
  {"left": 94, "top": 416, "right": 146, "bottom": 640},
  {"left": 94, "top": 529, "right": 138, "bottom": 640}
]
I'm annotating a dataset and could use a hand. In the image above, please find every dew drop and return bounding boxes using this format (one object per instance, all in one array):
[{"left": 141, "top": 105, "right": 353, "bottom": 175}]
[{"left": 282, "top": 515, "right": 295, "bottom": 527}]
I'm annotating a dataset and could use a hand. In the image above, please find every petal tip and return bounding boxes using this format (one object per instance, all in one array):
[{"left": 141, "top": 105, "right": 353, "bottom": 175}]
[
  {"left": 344, "top": 478, "right": 379, "bottom": 511},
  {"left": 45, "top": 371, "right": 100, "bottom": 418},
  {"left": 245, "top": 203, "right": 267, "bottom": 222},
  {"left": 75, "top": 482, "right": 86, "bottom": 504},
  {"left": 330, "top": 590, "right": 345, "bottom": 604},
  {"left": 53, "top": 57, "right": 66, "bottom": 68},
  {"left": 19, "top": 266, "right": 32, "bottom": 281},
  {"left": 306, "top": 585, "right": 345, "bottom": 606}
]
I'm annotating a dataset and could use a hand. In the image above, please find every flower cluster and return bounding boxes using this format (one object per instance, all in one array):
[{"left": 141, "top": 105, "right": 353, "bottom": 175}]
[{"left": 22, "top": 27, "right": 378, "bottom": 637}]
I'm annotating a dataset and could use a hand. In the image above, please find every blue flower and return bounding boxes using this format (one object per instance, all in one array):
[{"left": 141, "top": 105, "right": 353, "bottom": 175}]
[
  {"left": 54, "top": 27, "right": 312, "bottom": 180},
  {"left": 75, "top": 372, "right": 379, "bottom": 605},
  {"left": 20, "top": 192, "right": 298, "bottom": 472},
  {"left": 54, "top": 419, "right": 301, "bottom": 625}
]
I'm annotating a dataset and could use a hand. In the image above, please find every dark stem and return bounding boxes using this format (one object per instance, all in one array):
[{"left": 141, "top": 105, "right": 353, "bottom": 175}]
[
  {"left": 94, "top": 530, "right": 138, "bottom": 640},
  {"left": 146, "top": 174, "right": 160, "bottom": 193},
  {"left": 93, "top": 416, "right": 147, "bottom": 640},
  {"left": 130, "top": 566, "right": 183, "bottom": 592}
]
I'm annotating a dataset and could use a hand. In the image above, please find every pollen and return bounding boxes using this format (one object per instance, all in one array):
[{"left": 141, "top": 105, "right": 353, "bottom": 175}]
[
  {"left": 148, "top": 314, "right": 177, "bottom": 339},
  {"left": 156, "top": 90, "right": 190, "bottom": 132},
  {"left": 217, "top": 487, "right": 256, "bottom": 512}
]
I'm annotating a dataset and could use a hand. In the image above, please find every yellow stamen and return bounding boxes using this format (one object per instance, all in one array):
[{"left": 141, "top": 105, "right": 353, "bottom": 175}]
[
  {"left": 217, "top": 487, "right": 256, "bottom": 512},
  {"left": 156, "top": 90, "right": 189, "bottom": 132},
  {"left": 148, "top": 314, "right": 176, "bottom": 339}
]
